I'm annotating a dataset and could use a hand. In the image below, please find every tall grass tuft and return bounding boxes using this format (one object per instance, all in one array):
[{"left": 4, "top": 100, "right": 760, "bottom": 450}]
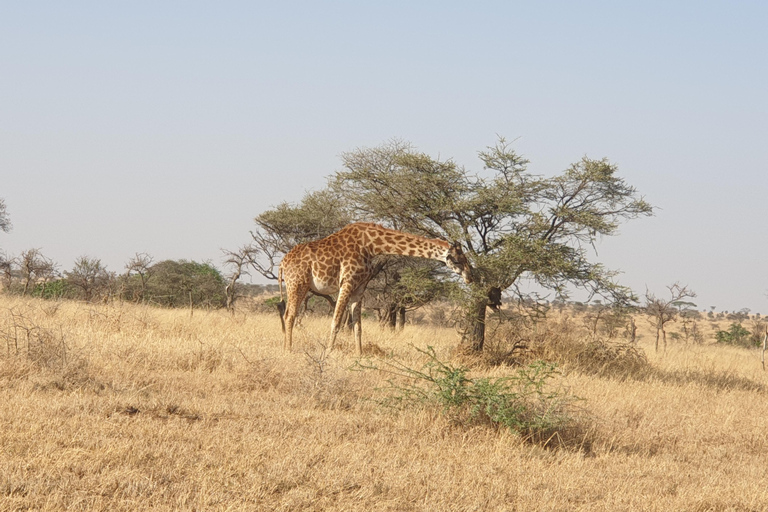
[{"left": 485, "top": 315, "right": 650, "bottom": 379}]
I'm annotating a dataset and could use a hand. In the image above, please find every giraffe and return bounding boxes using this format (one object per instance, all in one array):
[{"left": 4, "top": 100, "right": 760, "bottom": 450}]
[{"left": 278, "top": 222, "right": 473, "bottom": 355}]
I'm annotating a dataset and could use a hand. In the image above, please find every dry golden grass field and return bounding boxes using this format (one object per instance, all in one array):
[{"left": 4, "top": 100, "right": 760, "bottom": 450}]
[{"left": 1, "top": 295, "right": 768, "bottom": 511}]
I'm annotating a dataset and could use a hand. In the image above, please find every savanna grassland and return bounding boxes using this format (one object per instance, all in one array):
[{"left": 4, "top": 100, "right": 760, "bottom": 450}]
[{"left": 1, "top": 295, "right": 768, "bottom": 511}]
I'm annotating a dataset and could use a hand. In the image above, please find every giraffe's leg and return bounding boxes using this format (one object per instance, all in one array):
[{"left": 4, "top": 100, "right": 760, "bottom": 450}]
[
  {"left": 349, "top": 298, "right": 363, "bottom": 355},
  {"left": 284, "top": 283, "right": 309, "bottom": 352},
  {"left": 328, "top": 284, "right": 354, "bottom": 352},
  {"left": 277, "top": 300, "right": 286, "bottom": 333}
]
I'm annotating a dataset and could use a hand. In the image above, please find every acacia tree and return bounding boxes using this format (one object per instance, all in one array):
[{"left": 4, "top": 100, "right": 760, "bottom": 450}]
[
  {"left": 332, "top": 138, "right": 654, "bottom": 351},
  {"left": 65, "top": 256, "right": 113, "bottom": 302},
  {"left": 0, "top": 251, "right": 13, "bottom": 289},
  {"left": 222, "top": 245, "right": 259, "bottom": 312},
  {"left": 644, "top": 283, "right": 697, "bottom": 352},
  {"left": 19, "top": 248, "right": 57, "bottom": 296},
  {"left": 124, "top": 252, "right": 154, "bottom": 302}
]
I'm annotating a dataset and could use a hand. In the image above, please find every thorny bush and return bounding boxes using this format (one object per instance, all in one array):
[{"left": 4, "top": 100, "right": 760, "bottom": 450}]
[{"left": 356, "top": 346, "right": 585, "bottom": 446}]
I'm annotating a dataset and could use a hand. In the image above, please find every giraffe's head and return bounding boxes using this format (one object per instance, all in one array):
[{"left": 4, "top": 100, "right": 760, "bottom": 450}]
[{"left": 444, "top": 242, "right": 473, "bottom": 284}]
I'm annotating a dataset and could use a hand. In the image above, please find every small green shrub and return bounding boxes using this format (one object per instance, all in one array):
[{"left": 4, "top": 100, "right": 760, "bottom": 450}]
[
  {"left": 263, "top": 296, "right": 283, "bottom": 308},
  {"left": 32, "top": 279, "right": 72, "bottom": 300},
  {"left": 715, "top": 323, "right": 754, "bottom": 347},
  {"left": 358, "top": 346, "right": 581, "bottom": 443}
]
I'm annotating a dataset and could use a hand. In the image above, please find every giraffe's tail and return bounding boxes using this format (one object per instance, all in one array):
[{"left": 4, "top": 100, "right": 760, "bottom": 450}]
[{"left": 277, "top": 265, "right": 286, "bottom": 333}]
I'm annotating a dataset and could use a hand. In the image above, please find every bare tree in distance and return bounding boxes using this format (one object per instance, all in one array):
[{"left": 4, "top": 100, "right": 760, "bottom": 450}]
[
  {"left": 65, "top": 256, "right": 112, "bottom": 302},
  {"left": 644, "top": 283, "right": 697, "bottom": 352},
  {"left": 0, "top": 250, "right": 15, "bottom": 290},
  {"left": 247, "top": 230, "right": 281, "bottom": 281},
  {"left": 19, "top": 248, "right": 57, "bottom": 296},
  {"left": 125, "top": 252, "right": 154, "bottom": 302},
  {"left": 0, "top": 198, "right": 11, "bottom": 233},
  {"left": 35, "top": 256, "right": 58, "bottom": 297},
  {"left": 222, "top": 245, "right": 258, "bottom": 312}
]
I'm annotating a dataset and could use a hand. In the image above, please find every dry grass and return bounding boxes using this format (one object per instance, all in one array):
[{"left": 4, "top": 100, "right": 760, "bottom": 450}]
[{"left": 1, "top": 296, "right": 768, "bottom": 511}]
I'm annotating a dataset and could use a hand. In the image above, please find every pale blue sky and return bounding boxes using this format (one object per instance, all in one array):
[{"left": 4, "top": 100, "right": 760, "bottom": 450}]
[{"left": 2, "top": 1, "right": 767, "bottom": 312}]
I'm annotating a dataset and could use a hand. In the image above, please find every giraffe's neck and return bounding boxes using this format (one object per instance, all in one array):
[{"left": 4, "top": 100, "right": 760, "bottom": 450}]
[{"left": 363, "top": 225, "right": 449, "bottom": 262}]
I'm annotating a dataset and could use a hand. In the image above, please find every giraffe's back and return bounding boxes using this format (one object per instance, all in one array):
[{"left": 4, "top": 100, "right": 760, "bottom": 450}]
[
  {"left": 281, "top": 227, "right": 372, "bottom": 296},
  {"left": 281, "top": 238, "right": 342, "bottom": 296}
]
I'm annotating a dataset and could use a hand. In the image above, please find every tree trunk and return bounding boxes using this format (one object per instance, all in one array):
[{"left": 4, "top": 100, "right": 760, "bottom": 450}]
[
  {"left": 397, "top": 307, "right": 406, "bottom": 332},
  {"left": 379, "top": 304, "right": 398, "bottom": 330},
  {"left": 225, "top": 285, "right": 235, "bottom": 313},
  {"left": 320, "top": 294, "right": 336, "bottom": 316},
  {"left": 463, "top": 298, "right": 487, "bottom": 352}
]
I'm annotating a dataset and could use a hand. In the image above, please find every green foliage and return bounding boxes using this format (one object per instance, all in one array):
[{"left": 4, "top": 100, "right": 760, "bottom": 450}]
[
  {"left": 396, "top": 264, "right": 455, "bottom": 306},
  {"left": 154, "top": 260, "right": 225, "bottom": 308},
  {"left": 263, "top": 296, "right": 283, "bottom": 307},
  {"left": 365, "top": 258, "right": 456, "bottom": 317},
  {"left": 715, "top": 323, "right": 754, "bottom": 347},
  {"left": 32, "top": 279, "right": 72, "bottom": 299},
  {"left": 121, "top": 259, "right": 226, "bottom": 308},
  {"left": 358, "top": 346, "right": 579, "bottom": 441}
]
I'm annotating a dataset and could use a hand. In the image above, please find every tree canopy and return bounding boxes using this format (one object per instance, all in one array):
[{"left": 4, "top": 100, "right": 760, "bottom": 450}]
[
  {"left": 120, "top": 259, "right": 226, "bottom": 308},
  {"left": 332, "top": 138, "right": 653, "bottom": 350}
]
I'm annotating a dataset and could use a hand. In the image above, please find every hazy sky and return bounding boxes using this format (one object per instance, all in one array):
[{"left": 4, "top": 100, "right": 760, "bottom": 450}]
[{"left": 2, "top": 1, "right": 767, "bottom": 312}]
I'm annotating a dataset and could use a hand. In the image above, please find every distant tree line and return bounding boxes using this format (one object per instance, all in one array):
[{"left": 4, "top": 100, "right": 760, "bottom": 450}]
[
  {"left": 0, "top": 196, "right": 280, "bottom": 310},
  {"left": 0, "top": 246, "right": 276, "bottom": 308},
  {"left": 1, "top": 241, "right": 764, "bottom": 349}
]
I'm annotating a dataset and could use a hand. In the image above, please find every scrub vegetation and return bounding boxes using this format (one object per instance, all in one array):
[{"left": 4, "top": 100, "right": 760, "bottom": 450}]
[{"left": 1, "top": 295, "right": 767, "bottom": 511}]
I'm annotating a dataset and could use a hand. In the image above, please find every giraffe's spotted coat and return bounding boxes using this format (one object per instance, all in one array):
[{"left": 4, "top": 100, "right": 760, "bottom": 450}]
[{"left": 278, "top": 222, "right": 472, "bottom": 354}]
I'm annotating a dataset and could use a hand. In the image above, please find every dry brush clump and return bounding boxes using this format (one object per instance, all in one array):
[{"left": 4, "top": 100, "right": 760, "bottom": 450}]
[
  {"left": 482, "top": 310, "right": 767, "bottom": 395},
  {"left": 234, "top": 343, "right": 370, "bottom": 413},
  {"left": 481, "top": 313, "right": 649, "bottom": 380},
  {"left": 0, "top": 301, "right": 104, "bottom": 393}
]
